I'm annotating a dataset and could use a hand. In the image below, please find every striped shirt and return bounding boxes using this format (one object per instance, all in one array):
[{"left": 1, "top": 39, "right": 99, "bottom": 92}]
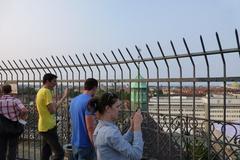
[{"left": 0, "top": 95, "right": 25, "bottom": 121}]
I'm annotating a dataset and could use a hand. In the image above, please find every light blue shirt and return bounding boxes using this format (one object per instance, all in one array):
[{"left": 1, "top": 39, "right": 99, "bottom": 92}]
[{"left": 93, "top": 120, "right": 144, "bottom": 160}]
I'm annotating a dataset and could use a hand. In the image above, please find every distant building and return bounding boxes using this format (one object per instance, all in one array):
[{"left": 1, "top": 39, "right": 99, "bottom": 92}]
[
  {"left": 228, "top": 82, "right": 240, "bottom": 89},
  {"left": 131, "top": 74, "right": 147, "bottom": 111},
  {"left": 148, "top": 94, "right": 240, "bottom": 131}
]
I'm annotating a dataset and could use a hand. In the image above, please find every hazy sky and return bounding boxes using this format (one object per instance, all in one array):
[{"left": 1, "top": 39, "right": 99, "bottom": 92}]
[{"left": 0, "top": 0, "right": 239, "bottom": 62}]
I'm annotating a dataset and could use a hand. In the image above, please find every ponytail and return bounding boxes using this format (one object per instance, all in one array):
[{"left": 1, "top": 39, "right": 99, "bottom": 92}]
[
  {"left": 88, "top": 92, "right": 119, "bottom": 114},
  {"left": 87, "top": 97, "right": 100, "bottom": 114}
]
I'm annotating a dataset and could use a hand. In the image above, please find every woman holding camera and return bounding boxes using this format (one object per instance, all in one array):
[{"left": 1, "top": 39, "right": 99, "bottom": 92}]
[{"left": 90, "top": 92, "right": 144, "bottom": 160}]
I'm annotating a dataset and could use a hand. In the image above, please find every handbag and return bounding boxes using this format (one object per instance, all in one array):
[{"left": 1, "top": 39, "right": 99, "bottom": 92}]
[{"left": 0, "top": 114, "right": 24, "bottom": 135}]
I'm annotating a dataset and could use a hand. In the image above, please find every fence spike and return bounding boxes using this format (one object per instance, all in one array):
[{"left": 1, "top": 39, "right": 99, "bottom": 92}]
[
  {"left": 83, "top": 53, "right": 93, "bottom": 78},
  {"left": 40, "top": 58, "right": 51, "bottom": 73},
  {"left": 75, "top": 54, "right": 86, "bottom": 80},
  {"left": 36, "top": 58, "right": 47, "bottom": 73},
  {"left": 235, "top": 29, "right": 240, "bottom": 58}
]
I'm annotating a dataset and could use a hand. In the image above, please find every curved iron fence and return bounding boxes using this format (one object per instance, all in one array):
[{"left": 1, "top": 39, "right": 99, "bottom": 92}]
[{"left": 0, "top": 30, "right": 240, "bottom": 160}]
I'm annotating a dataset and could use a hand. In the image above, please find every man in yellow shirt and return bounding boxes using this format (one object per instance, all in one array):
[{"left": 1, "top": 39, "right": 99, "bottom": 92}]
[{"left": 36, "top": 73, "right": 68, "bottom": 160}]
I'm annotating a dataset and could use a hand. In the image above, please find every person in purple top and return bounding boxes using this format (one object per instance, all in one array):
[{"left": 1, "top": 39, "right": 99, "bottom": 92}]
[{"left": 0, "top": 84, "right": 28, "bottom": 160}]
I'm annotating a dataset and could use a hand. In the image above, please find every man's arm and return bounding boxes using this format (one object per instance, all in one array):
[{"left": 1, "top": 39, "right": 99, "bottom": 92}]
[
  {"left": 47, "top": 88, "right": 68, "bottom": 114},
  {"left": 47, "top": 103, "right": 57, "bottom": 114},
  {"left": 85, "top": 115, "right": 96, "bottom": 144},
  {"left": 19, "top": 107, "right": 28, "bottom": 120},
  {"left": 15, "top": 98, "right": 28, "bottom": 119}
]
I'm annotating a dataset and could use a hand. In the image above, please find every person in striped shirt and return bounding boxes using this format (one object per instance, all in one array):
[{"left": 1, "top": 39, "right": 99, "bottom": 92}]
[{"left": 0, "top": 84, "right": 28, "bottom": 160}]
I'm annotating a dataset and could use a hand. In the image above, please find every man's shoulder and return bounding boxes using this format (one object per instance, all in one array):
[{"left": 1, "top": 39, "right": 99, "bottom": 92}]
[
  {"left": 0, "top": 95, "right": 13, "bottom": 99},
  {"left": 37, "top": 87, "right": 50, "bottom": 95},
  {"left": 73, "top": 94, "right": 91, "bottom": 102},
  {"left": 0, "top": 95, "right": 18, "bottom": 102}
]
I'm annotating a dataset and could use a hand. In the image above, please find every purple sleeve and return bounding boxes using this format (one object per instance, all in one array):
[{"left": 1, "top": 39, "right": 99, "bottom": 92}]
[{"left": 14, "top": 98, "right": 25, "bottom": 110}]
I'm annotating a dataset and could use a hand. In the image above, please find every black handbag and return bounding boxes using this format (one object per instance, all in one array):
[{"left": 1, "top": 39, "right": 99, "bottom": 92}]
[{"left": 0, "top": 114, "right": 24, "bottom": 135}]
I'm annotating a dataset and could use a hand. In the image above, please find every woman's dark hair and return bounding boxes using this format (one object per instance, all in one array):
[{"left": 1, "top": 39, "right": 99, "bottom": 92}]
[
  {"left": 87, "top": 97, "right": 100, "bottom": 113},
  {"left": 88, "top": 92, "right": 119, "bottom": 114}
]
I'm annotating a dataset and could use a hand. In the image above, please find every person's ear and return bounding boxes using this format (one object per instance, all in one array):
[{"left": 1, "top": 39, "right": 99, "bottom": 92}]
[{"left": 105, "top": 105, "right": 111, "bottom": 112}]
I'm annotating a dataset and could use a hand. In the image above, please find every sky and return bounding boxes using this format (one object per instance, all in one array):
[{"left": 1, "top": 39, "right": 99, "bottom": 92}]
[
  {"left": 0, "top": 0, "right": 239, "bottom": 78},
  {"left": 0, "top": 0, "right": 239, "bottom": 58}
]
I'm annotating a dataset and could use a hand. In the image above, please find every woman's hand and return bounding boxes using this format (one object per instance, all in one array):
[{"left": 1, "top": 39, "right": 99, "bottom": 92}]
[
  {"left": 133, "top": 110, "right": 143, "bottom": 131},
  {"left": 129, "top": 115, "right": 134, "bottom": 132}
]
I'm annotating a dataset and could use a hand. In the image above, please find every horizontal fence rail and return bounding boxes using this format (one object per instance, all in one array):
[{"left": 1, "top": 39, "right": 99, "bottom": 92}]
[{"left": 0, "top": 29, "right": 240, "bottom": 160}]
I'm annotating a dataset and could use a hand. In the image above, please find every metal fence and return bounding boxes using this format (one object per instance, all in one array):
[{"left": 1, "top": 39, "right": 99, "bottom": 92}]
[{"left": 0, "top": 29, "right": 240, "bottom": 160}]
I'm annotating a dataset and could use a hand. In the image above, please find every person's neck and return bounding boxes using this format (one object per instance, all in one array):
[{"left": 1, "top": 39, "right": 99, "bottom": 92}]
[
  {"left": 43, "top": 85, "right": 52, "bottom": 90},
  {"left": 99, "top": 114, "right": 113, "bottom": 123},
  {"left": 83, "top": 90, "right": 93, "bottom": 96}
]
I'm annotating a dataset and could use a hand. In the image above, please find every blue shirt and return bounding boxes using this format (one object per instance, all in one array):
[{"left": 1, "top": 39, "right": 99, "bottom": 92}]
[
  {"left": 93, "top": 120, "right": 144, "bottom": 160},
  {"left": 69, "top": 93, "right": 93, "bottom": 148}
]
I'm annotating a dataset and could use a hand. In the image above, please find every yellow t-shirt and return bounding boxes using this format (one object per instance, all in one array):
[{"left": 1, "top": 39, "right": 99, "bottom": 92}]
[{"left": 36, "top": 87, "right": 56, "bottom": 132}]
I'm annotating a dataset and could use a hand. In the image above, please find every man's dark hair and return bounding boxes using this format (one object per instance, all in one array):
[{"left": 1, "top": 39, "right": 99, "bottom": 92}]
[
  {"left": 2, "top": 84, "right": 12, "bottom": 94},
  {"left": 43, "top": 73, "right": 57, "bottom": 84},
  {"left": 84, "top": 78, "right": 98, "bottom": 90}
]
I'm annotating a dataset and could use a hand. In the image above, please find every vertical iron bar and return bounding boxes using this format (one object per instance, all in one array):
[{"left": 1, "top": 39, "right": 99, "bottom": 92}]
[
  {"left": 62, "top": 56, "right": 73, "bottom": 144},
  {"left": 0, "top": 65, "right": 8, "bottom": 81},
  {"left": 0, "top": 68, "right": 2, "bottom": 85},
  {"left": 13, "top": 60, "right": 25, "bottom": 159},
  {"left": 83, "top": 54, "right": 93, "bottom": 78},
  {"left": 96, "top": 54, "right": 108, "bottom": 92},
  {"left": 216, "top": 32, "right": 227, "bottom": 159},
  {"left": 171, "top": 41, "right": 183, "bottom": 160},
  {"left": 7, "top": 60, "right": 19, "bottom": 83},
  {"left": 235, "top": 29, "right": 240, "bottom": 58},
  {"left": 90, "top": 53, "right": 101, "bottom": 90},
  {"left": 76, "top": 54, "right": 87, "bottom": 93},
  {"left": 111, "top": 51, "right": 123, "bottom": 98},
  {"left": 126, "top": 48, "right": 140, "bottom": 111},
  {"left": 118, "top": 49, "right": 132, "bottom": 113},
  {"left": 7, "top": 60, "right": 21, "bottom": 157},
  {"left": 103, "top": 53, "right": 116, "bottom": 92},
  {"left": 25, "top": 59, "right": 37, "bottom": 160},
  {"left": 45, "top": 58, "right": 58, "bottom": 75},
  {"left": 111, "top": 50, "right": 124, "bottom": 131},
  {"left": 69, "top": 55, "right": 81, "bottom": 95},
  {"left": 31, "top": 59, "right": 42, "bottom": 88},
  {"left": 136, "top": 45, "right": 149, "bottom": 113},
  {"left": 19, "top": 59, "right": 31, "bottom": 160},
  {"left": 146, "top": 45, "right": 160, "bottom": 158},
  {"left": 1, "top": 61, "right": 13, "bottom": 80},
  {"left": 111, "top": 50, "right": 123, "bottom": 98},
  {"left": 62, "top": 55, "right": 74, "bottom": 87},
  {"left": 157, "top": 42, "right": 172, "bottom": 159},
  {"left": 51, "top": 56, "right": 64, "bottom": 144},
  {"left": 200, "top": 36, "right": 211, "bottom": 160},
  {"left": 31, "top": 59, "right": 42, "bottom": 158},
  {"left": 36, "top": 58, "right": 47, "bottom": 74},
  {"left": 183, "top": 38, "right": 196, "bottom": 160},
  {"left": 40, "top": 58, "right": 51, "bottom": 73},
  {"left": 56, "top": 56, "right": 70, "bottom": 143}
]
